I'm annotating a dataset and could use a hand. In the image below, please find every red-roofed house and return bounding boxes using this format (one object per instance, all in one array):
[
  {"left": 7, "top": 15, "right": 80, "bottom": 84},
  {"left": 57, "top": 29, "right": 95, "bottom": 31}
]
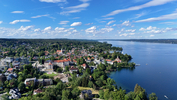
[
  {"left": 7, "top": 68, "right": 14, "bottom": 73},
  {"left": 53, "top": 59, "right": 71, "bottom": 70},
  {"left": 33, "top": 89, "right": 43, "bottom": 95},
  {"left": 81, "top": 63, "right": 88, "bottom": 69},
  {"left": 114, "top": 57, "right": 122, "bottom": 63},
  {"left": 69, "top": 67, "right": 79, "bottom": 73},
  {"left": 56, "top": 49, "right": 63, "bottom": 55},
  {"left": 106, "top": 59, "right": 113, "bottom": 65}
]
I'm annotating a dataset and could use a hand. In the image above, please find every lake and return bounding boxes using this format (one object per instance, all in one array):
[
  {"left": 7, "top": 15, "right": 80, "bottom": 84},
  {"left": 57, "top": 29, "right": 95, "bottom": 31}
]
[{"left": 106, "top": 41, "right": 177, "bottom": 100}]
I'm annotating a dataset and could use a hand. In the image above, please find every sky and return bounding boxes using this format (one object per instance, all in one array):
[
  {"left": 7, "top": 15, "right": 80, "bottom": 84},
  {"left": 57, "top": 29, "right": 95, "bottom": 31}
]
[{"left": 0, "top": 0, "right": 177, "bottom": 39}]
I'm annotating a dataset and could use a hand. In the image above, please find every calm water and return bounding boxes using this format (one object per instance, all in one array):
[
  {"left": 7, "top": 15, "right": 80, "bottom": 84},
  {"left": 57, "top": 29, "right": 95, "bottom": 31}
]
[{"left": 106, "top": 41, "right": 177, "bottom": 100}]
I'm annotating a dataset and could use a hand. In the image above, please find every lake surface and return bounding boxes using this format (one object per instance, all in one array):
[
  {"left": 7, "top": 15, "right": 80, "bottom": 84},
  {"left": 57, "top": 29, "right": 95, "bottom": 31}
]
[{"left": 106, "top": 41, "right": 177, "bottom": 100}]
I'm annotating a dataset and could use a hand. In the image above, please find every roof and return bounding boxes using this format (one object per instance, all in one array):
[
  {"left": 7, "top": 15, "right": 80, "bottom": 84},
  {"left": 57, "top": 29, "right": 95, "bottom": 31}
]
[
  {"left": 54, "top": 59, "right": 70, "bottom": 63},
  {"left": 82, "top": 63, "right": 87, "bottom": 67},
  {"left": 34, "top": 88, "right": 42, "bottom": 93},
  {"left": 106, "top": 59, "right": 112, "bottom": 62},
  {"left": 44, "top": 60, "right": 52, "bottom": 63},
  {"left": 7, "top": 68, "right": 13, "bottom": 72},
  {"left": 69, "top": 68, "right": 79, "bottom": 70},
  {"left": 57, "top": 50, "right": 61, "bottom": 53}
]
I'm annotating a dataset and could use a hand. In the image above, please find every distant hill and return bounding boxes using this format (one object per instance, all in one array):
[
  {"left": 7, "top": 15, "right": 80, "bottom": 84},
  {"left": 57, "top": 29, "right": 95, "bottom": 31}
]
[{"left": 96, "top": 39, "right": 177, "bottom": 44}]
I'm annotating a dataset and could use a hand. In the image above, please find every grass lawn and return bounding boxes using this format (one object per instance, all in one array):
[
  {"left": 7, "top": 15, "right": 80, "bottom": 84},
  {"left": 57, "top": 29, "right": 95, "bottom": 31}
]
[
  {"left": 78, "top": 86, "right": 99, "bottom": 94},
  {"left": 44, "top": 73, "right": 58, "bottom": 77}
]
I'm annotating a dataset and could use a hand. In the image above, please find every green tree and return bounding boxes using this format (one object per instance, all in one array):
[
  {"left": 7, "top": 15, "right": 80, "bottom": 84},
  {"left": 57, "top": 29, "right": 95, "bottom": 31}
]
[
  {"left": 88, "top": 81, "right": 93, "bottom": 88},
  {"left": 18, "top": 82, "right": 25, "bottom": 92},
  {"left": 99, "top": 90, "right": 104, "bottom": 99},
  {"left": 86, "top": 68, "right": 91, "bottom": 74},
  {"left": 149, "top": 93, "right": 158, "bottom": 100}
]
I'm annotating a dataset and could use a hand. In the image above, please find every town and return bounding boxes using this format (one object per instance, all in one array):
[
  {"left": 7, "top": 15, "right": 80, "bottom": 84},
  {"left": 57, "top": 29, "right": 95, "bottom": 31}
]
[{"left": 0, "top": 39, "right": 156, "bottom": 100}]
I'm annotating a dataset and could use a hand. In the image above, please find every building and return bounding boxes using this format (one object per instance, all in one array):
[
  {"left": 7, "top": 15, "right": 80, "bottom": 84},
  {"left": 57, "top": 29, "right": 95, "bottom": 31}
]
[
  {"left": 0, "top": 60, "right": 8, "bottom": 71},
  {"left": 24, "top": 78, "right": 53, "bottom": 86},
  {"left": 7, "top": 68, "right": 14, "bottom": 73},
  {"left": 24, "top": 78, "right": 37, "bottom": 86},
  {"left": 106, "top": 59, "right": 113, "bottom": 65},
  {"left": 4, "top": 57, "right": 13, "bottom": 63},
  {"left": 81, "top": 63, "right": 88, "bottom": 69},
  {"left": 44, "top": 60, "right": 53, "bottom": 71},
  {"left": 80, "top": 90, "right": 93, "bottom": 100},
  {"left": 9, "top": 88, "right": 21, "bottom": 99},
  {"left": 69, "top": 67, "right": 79, "bottom": 73},
  {"left": 56, "top": 49, "right": 63, "bottom": 55},
  {"left": 53, "top": 59, "right": 70, "bottom": 70},
  {"left": 33, "top": 88, "right": 43, "bottom": 95}
]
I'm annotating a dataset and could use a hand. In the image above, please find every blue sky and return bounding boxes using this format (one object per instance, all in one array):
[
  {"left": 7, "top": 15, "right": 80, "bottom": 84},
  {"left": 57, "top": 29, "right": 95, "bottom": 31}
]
[{"left": 0, "top": 0, "right": 177, "bottom": 39}]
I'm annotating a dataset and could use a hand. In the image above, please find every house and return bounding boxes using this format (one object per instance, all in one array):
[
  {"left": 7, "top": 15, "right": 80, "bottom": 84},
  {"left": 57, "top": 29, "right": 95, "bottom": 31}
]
[
  {"left": 4, "top": 57, "right": 13, "bottom": 63},
  {"left": 7, "top": 73, "right": 17, "bottom": 80},
  {"left": 53, "top": 59, "right": 71, "bottom": 70},
  {"left": 9, "top": 88, "right": 21, "bottom": 99},
  {"left": 106, "top": 59, "right": 113, "bottom": 65},
  {"left": 80, "top": 90, "right": 93, "bottom": 99},
  {"left": 7, "top": 68, "right": 14, "bottom": 73},
  {"left": 33, "top": 88, "right": 43, "bottom": 95},
  {"left": 69, "top": 67, "right": 79, "bottom": 73},
  {"left": 0, "top": 60, "right": 8, "bottom": 71},
  {"left": 12, "top": 61, "right": 20, "bottom": 67},
  {"left": 24, "top": 78, "right": 53, "bottom": 86},
  {"left": 114, "top": 56, "right": 122, "bottom": 63},
  {"left": 44, "top": 60, "right": 53, "bottom": 71},
  {"left": 24, "top": 78, "right": 37, "bottom": 86},
  {"left": 56, "top": 49, "right": 63, "bottom": 55},
  {"left": 81, "top": 63, "right": 88, "bottom": 69},
  {"left": 86, "top": 58, "right": 91, "bottom": 63}
]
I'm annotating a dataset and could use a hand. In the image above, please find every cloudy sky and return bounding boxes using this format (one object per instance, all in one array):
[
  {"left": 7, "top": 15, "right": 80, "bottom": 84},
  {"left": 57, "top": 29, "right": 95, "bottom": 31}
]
[{"left": 0, "top": 0, "right": 177, "bottom": 39}]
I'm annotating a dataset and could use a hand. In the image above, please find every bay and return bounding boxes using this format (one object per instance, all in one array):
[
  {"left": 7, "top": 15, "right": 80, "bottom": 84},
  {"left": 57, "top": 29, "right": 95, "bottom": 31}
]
[{"left": 105, "top": 41, "right": 177, "bottom": 100}]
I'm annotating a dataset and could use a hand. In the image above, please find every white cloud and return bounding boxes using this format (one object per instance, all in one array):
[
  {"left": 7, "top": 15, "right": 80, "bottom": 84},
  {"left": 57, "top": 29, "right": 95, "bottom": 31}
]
[
  {"left": 18, "top": 26, "right": 34, "bottom": 31},
  {"left": 103, "top": 0, "right": 175, "bottom": 17},
  {"left": 85, "top": 23, "right": 93, "bottom": 25},
  {"left": 85, "top": 26, "right": 96, "bottom": 33},
  {"left": 34, "top": 28, "right": 41, "bottom": 32},
  {"left": 101, "top": 27, "right": 114, "bottom": 32},
  {"left": 103, "top": 17, "right": 114, "bottom": 20},
  {"left": 39, "top": 0, "right": 66, "bottom": 3},
  {"left": 31, "top": 14, "right": 49, "bottom": 18},
  {"left": 44, "top": 26, "right": 52, "bottom": 31},
  {"left": 135, "top": 12, "right": 146, "bottom": 19},
  {"left": 107, "top": 20, "right": 116, "bottom": 25},
  {"left": 122, "top": 21, "right": 131, "bottom": 26},
  {"left": 70, "top": 22, "right": 82, "bottom": 26},
  {"left": 120, "top": 33, "right": 128, "bottom": 37},
  {"left": 73, "top": 17, "right": 80, "bottom": 19},
  {"left": 9, "top": 19, "right": 31, "bottom": 24},
  {"left": 150, "top": 35, "right": 155, "bottom": 37},
  {"left": 126, "top": 29, "right": 136, "bottom": 32},
  {"left": 0, "top": 21, "right": 2, "bottom": 24},
  {"left": 160, "top": 22, "right": 177, "bottom": 25},
  {"left": 79, "top": 0, "right": 90, "bottom": 2},
  {"left": 59, "top": 21, "right": 69, "bottom": 24},
  {"left": 136, "top": 12, "right": 177, "bottom": 22},
  {"left": 55, "top": 27, "right": 65, "bottom": 31},
  {"left": 129, "top": 33, "right": 135, "bottom": 35},
  {"left": 139, "top": 28, "right": 145, "bottom": 31},
  {"left": 60, "top": 3, "right": 89, "bottom": 15},
  {"left": 11, "top": 11, "right": 24, "bottom": 13},
  {"left": 139, "top": 26, "right": 157, "bottom": 31},
  {"left": 113, "top": 24, "right": 117, "bottom": 27}
]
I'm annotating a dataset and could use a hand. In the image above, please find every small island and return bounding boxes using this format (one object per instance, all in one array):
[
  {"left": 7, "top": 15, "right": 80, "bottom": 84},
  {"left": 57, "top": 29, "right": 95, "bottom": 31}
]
[{"left": 0, "top": 39, "right": 157, "bottom": 100}]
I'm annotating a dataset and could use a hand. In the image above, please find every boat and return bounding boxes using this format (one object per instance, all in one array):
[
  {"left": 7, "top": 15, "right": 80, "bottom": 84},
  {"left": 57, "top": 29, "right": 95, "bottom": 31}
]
[
  {"left": 135, "top": 64, "right": 140, "bottom": 66},
  {"left": 164, "top": 95, "right": 168, "bottom": 99}
]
